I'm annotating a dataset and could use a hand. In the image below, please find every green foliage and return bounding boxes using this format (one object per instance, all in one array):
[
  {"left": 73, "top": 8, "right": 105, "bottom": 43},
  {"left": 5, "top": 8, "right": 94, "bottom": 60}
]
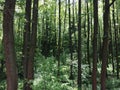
[
  {"left": 18, "top": 80, "right": 23, "bottom": 90},
  {"left": 106, "top": 78, "right": 120, "bottom": 89},
  {"left": 0, "top": 80, "right": 6, "bottom": 90},
  {"left": 33, "top": 53, "right": 78, "bottom": 90}
]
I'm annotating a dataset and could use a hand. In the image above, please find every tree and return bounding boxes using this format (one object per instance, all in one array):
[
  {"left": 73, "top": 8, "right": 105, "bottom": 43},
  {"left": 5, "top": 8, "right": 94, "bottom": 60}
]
[
  {"left": 3, "top": 0, "right": 18, "bottom": 90},
  {"left": 109, "top": 13, "right": 114, "bottom": 74},
  {"left": 112, "top": 1, "right": 119, "bottom": 78},
  {"left": 86, "top": 0, "right": 91, "bottom": 74},
  {"left": 23, "top": 0, "right": 38, "bottom": 89},
  {"left": 101, "top": 0, "right": 116, "bottom": 89},
  {"left": 27, "top": 0, "right": 39, "bottom": 90},
  {"left": 92, "top": 0, "right": 98, "bottom": 90},
  {"left": 101, "top": 0, "right": 110, "bottom": 89},
  {"left": 23, "top": 0, "right": 32, "bottom": 89},
  {"left": 77, "top": 0, "right": 82, "bottom": 89},
  {"left": 68, "top": 0, "right": 74, "bottom": 80},
  {"left": 57, "top": 0, "right": 61, "bottom": 76}
]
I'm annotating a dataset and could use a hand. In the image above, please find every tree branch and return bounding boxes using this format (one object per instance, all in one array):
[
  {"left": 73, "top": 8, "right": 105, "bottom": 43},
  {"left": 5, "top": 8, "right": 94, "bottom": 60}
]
[{"left": 109, "top": 0, "right": 116, "bottom": 7}]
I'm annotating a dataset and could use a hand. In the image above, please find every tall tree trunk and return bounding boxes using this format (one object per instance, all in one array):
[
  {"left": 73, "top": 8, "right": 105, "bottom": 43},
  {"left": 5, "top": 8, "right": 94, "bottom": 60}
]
[
  {"left": 62, "top": 0, "right": 67, "bottom": 56},
  {"left": 45, "top": 15, "right": 50, "bottom": 57},
  {"left": 90, "top": 0, "right": 93, "bottom": 44},
  {"left": 23, "top": 0, "right": 32, "bottom": 89},
  {"left": 86, "top": 1, "right": 91, "bottom": 74},
  {"left": 57, "top": 0, "right": 61, "bottom": 76},
  {"left": 101, "top": 0, "right": 110, "bottom": 89},
  {"left": 112, "top": 2, "right": 119, "bottom": 78},
  {"left": 68, "top": 0, "right": 73, "bottom": 80},
  {"left": 3, "top": 0, "right": 18, "bottom": 90},
  {"left": 53, "top": 0, "right": 57, "bottom": 57},
  {"left": 92, "top": 0, "right": 98, "bottom": 90},
  {"left": 63, "top": 0, "right": 67, "bottom": 35},
  {"left": 27, "top": 0, "right": 38, "bottom": 90},
  {"left": 109, "top": 15, "right": 114, "bottom": 74},
  {"left": 78, "top": 0, "right": 82, "bottom": 89},
  {"left": 72, "top": 0, "right": 77, "bottom": 52},
  {"left": 116, "top": 6, "right": 119, "bottom": 78},
  {"left": 98, "top": 23, "right": 102, "bottom": 61}
]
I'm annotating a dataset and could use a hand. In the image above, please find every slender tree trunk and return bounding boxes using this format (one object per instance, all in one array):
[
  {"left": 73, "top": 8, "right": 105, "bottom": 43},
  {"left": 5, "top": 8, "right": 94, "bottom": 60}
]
[
  {"left": 116, "top": 7, "right": 119, "bottom": 78},
  {"left": 90, "top": 0, "right": 93, "bottom": 44},
  {"left": 72, "top": 0, "right": 77, "bottom": 52},
  {"left": 92, "top": 0, "right": 98, "bottom": 90},
  {"left": 41, "top": 15, "right": 45, "bottom": 54},
  {"left": 3, "top": 0, "right": 18, "bottom": 90},
  {"left": 23, "top": 0, "right": 32, "bottom": 89},
  {"left": 78, "top": 0, "right": 82, "bottom": 89},
  {"left": 63, "top": 0, "right": 67, "bottom": 34},
  {"left": 98, "top": 23, "right": 102, "bottom": 61},
  {"left": 62, "top": 0, "right": 67, "bottom": 58},
  {"left": 86, "top": 1, "right": 91, "bottom": 74},
  {"left": 101, "top": 0, "right": 110, "bottom": 89},
  {"left": 57, "top": 0, "right": 61, "bottom": 76},
  {"left": 83, "top": 10, "right": 87, "bottom": 38},
  {"left": 53, "top": 0, "right": 57, "bottom": 57},
  {"left": 26, "top": 0, "right": 38, "bottom": 90},
  {"left": 109, "top": 15, "right": 114, "bottom": 74},
  {"left": 112, "top": 3, "right": 119, "bottom": 78},
  {"left": 68, "top": 0, "right": 73, "bottom": 80},
  {"left": 45, "top": 15, "right": 50, "bottom": 57}
]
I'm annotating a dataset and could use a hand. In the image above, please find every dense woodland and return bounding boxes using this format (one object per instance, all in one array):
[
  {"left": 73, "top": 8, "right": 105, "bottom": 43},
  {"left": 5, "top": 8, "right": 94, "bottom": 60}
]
[{"left": 0, "top": 0, "right": 120, "bottom": 90}]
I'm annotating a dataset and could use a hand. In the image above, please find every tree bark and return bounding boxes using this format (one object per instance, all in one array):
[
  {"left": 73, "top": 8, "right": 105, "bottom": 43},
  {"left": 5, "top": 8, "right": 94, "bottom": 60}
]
[
  {"left": 112, "top": 2, "right": 119, "bottom": 78},
  {"left": 3, "top": 0, "right": 18, "bottom": 90},
  {"left": 101, "top": 0, "right": 110, "bottom": 90},
  {"left": 57, "top": 0, "right": 61, "bottom": 76},
  {"left": 27, "top": 0, "right": 39, "bottom": 90},
  {"left": 78, "top": 0, "right": 82, "bottom": 89},
  {"left": 23, "top": 0, "right": 32, "bottom": 89},
  {"left": 92, "top": 0, "right": 98, "bottom": 90},
  {"left": 68, "top": 0, "right": 74, "bottom": 80}
]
